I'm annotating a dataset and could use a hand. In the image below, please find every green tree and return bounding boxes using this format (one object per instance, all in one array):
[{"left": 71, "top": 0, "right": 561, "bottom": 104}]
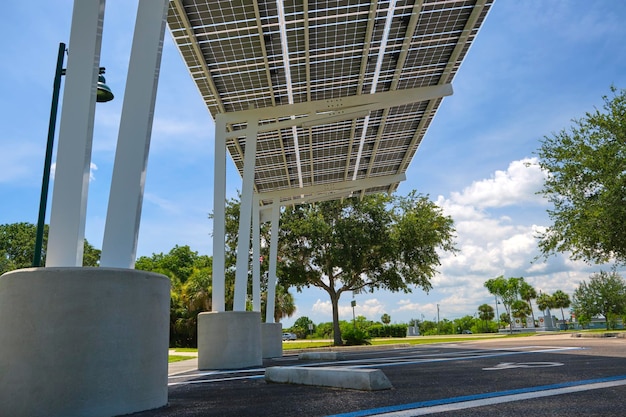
[
  {"left": 292, "top": 316, "right": 314, "bottom": 338},
  {"left": 215, "top": 195, "right": 297, "bottom": 321},
  {"left": 381, "top": 313, "right": 391, "bottom": 325},
  {"left": 511, "top": 299, "right": 532, "bottom": 326},
  {"left": 278, "top": 192, "right": 456, "bottom": 345},
  {"left": 419, "top": 320, "right": 438, "bottom": 335},
  {"left": 572, "top": 270, "right": 626, "bottom": 330},
  {"left": 519, "top": 280, "right": 538, "bottom": 327},
  {"left": 499, "top": 313, "right": 511, "bottom": 327},
  {"left": 453, "top": 315, "right": 476, "bottom": 334},
  {"left": 261, "top": 283, "right": 296, "bottom": 323},
  {"left": 536, "top": 87, "right": 626, "bottom": 265},
  {"left": 0, "top": 222, "right": 100, "bottom": 274},
  {"left": 552, "top": 290, "right": 571, "bottom": 323},
  {"left": 135, "top": 245, "right": 212, "bottom": 347},
  {"left": 478, "top": 304, "right": 495, "bottom": 332},
  {"left": 314, "top": 322, "right": 333, "bottom": 338},
  {"left": 484, "top": 276, "right": 523, "bottom": 333},
  {"left": 536, "top": 292, "right": 556, "bottom": 314}
]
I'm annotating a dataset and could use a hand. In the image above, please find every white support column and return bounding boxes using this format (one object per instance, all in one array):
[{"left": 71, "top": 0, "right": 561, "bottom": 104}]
[
  {"left": 212, "top": 115, "right": 227, "bottom": 312},
  {"left": 100, "top": 0, "right": 169, "bottom": 268},
  {"left": 233, "top": 124, "right": 259, "bottom": 311},
  {"left": 252, "top": 194, "right": 261, "bottom": 312},
  {"left": 46, "top": 0, "right": 105, "bottom": 267},
  {"left": 265, "top": 200, "right": 280, "bottom": 323}
]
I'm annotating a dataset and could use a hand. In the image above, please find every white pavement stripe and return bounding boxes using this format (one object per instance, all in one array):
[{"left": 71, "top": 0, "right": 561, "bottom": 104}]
[{"left": 368, "top": 379, "right": 626, "bottom": 416}]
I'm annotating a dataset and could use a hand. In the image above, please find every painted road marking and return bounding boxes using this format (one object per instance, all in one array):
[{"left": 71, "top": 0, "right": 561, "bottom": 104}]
[
  {"left": 483, "top": 361, "right": 564, "bottom": 370},
  {"left": 326, "top": 375, "right": 626, "bottom": 417},
  {"left": 168, "top": 346, "right": 581, "bottom": 386}
]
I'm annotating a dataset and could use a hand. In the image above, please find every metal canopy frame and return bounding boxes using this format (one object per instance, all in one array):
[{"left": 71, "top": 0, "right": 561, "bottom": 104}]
[{"left": 166, "top": 0, "right": 493, "bottom": 205}]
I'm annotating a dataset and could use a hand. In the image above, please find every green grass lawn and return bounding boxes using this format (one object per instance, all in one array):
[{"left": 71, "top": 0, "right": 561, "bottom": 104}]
[
  {"left": 281, "top": 333, "right": 523, "bottom": 350},
  {"left": 168, "top": 355, "right": 195, "bottom": 363}
]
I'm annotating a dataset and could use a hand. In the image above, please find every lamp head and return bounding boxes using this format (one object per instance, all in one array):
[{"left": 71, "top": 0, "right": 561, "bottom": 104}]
[{"left": 96, "top": 74, "right": 114, "bottom": 103}]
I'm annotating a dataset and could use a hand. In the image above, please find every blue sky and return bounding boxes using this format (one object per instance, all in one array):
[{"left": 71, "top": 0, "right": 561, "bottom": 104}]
[{"left": 2, "top": 1, "right": 626, "bottom": 327}]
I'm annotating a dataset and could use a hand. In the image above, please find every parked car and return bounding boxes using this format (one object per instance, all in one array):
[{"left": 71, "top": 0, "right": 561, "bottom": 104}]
[
  {"left": 462, "top": 330, "right": 472, "bottom": 334},
  {"left": 282, "top": 332, "right": 297, "bottom": 341}
]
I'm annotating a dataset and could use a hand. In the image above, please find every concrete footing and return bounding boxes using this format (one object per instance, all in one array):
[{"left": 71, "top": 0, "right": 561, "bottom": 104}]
[
  {"left": 265, "top": 366, "right": 393, "bottom": 391},
  {"left": 262, "top": 322, "right": 283, "bottom": 358},
  {"left": 198, "top": 311, "right": 262, "bottom": 369},
  {"left": 0, "top": 267, "right": 170, "bottom": 417}
]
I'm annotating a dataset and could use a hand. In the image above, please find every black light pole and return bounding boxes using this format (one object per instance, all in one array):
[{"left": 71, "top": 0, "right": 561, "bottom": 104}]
[
  {"left": 351, "top": 299, "right": 356, "bottom": 329},
  {"left": 33, "top": 42, "right": 66, "bottom": 267},
  {"left": 32, "top": 43, "right": 114, "bottom": 267}
]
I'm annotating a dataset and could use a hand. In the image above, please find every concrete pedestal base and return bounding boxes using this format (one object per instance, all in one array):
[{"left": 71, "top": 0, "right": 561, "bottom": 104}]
[
  {"left": 198, "top": 311, "right": 262, "bottom": 369},
  {"left": 0, "top": 267, "right": 170, "bottom": 417},
  {"left": 262, "top": 322, "right": 283, "bottom": 358}
]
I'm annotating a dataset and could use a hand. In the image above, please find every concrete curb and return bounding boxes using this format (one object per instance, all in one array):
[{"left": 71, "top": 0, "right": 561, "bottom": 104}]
[
  {"left": 298, "top": 352, "right": 344, "bottom": 360},
  {"left": 572, "top": 332, "right": 626, "bottom": 338},
  {"left": 265, "top": 366, "right": 393, "bottom": 391}
]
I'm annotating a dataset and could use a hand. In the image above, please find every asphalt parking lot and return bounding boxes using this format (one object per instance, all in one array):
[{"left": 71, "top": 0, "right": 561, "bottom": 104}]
[{"left": 133, "top": 334, "right": 626, "bottom": 416}]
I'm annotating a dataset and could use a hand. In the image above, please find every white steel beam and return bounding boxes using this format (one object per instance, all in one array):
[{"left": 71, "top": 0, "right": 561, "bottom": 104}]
[
  {"left": 220, "top": 84, "right": 452, "bottom": 138},
  {"left": 101, "top": 0, "right": 169, "bottom": 268},
  {"left": 258, "top": 173, "right": 406, "bottom": 202},
  {"left": 252, "top": 194, "right": 261, "bottom": 312},
  {"left": 233, "top": 125, "right": 259, "bottom": 311},
  {"left": 265, "top": 201, "right": 280, "bottom": 323},
  {"left": 212, "top": 117, "right": 228, "bottom": 312},
  {"left": 46, "top": 0, "right": 105, "bottom": 267}
]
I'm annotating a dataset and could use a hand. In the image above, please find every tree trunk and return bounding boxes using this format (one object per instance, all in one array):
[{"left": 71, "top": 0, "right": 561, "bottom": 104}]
[
  {"left": 528, "top": 300, "right": 536, "bottom": 327},
  {"left": 331, "top": 292, "right": 343, "bottom": 346}
]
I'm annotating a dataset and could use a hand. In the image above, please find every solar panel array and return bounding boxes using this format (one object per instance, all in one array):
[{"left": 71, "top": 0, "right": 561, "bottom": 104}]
[{"left": 167, "top": 0, "right": 492, "bottom": 203}]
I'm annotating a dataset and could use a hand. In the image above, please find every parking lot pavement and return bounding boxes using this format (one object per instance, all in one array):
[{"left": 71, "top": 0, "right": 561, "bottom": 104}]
[{"left": 135, "top": 334, "right": 626, "bottom": 417}]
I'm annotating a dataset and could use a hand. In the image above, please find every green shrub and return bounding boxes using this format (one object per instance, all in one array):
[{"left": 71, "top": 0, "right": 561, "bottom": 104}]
[{"left": 342, "top": 328, "right": 371, "bottom": 345}]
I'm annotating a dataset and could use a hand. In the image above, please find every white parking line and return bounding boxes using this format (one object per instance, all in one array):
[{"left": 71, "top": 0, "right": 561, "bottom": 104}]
[{"left": 335, "top": 377, "right": 626, "bottom": 416}]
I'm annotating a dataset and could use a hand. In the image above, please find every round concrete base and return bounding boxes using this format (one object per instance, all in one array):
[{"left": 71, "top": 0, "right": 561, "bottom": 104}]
[
  {"left": 0, "top": 267, "right": 170, "bottom": 417},
  {"left": 198, "top": 311, "right": 262, "bottom": 369},
  {"left": 262, "top": 322, "right": 283, "bottom": 358}
]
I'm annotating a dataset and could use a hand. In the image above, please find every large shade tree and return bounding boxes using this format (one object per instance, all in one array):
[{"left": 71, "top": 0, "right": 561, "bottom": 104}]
[
  {"left": 277, "top": 192, "right": 457, "bottom": 345},
  {"left": 572, "top": 270, "right": 626, "bottom": 330},
  {"left": 213, "top": 195, "right": 297, "bottom": 322},
  {"left": 136, "top": 245, "right": 213, "bottom": 347},
  {"left": 536, "top": 87, "right": 626, "bottom": 265},
  {"left": 0, "top": 222, "right": 100, "bottom": 274}
]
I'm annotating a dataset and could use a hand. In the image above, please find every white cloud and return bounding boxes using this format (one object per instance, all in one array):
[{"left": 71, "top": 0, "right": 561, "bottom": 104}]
[
  {"left": 356, "top": 298, "right": 385, "bottom": 319},
  {"left": 448, "top": 158, "right": 547, "bottom": 209}
]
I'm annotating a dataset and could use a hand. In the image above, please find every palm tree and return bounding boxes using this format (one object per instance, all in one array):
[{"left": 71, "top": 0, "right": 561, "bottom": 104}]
[
  {"left": 552, "top": 290, "right": 571, "bottom": 323},
  {"left": 519, "top": 281, "right": 538, "bottom": 327},
  {"left": 478, "top": 304, "right": 495, "bottom": 332},
  {"left": 262, "top": 284, "right": 296, "bottom": 322},
  {"left": 537, "top": 292, "right": 556, "bottom": 328}
]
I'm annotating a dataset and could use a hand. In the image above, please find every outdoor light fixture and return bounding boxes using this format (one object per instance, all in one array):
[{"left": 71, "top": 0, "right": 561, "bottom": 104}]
[
  {"left": 96, "top": 71, "right": 114, "bottom": 103},
  {"left": 32, "top": 42, "right": 114, "bottom": 267}
]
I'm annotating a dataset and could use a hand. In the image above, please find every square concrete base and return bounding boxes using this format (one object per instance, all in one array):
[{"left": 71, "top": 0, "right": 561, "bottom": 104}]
[
  {"left": 198, "top": 311, "right": 262, "bottom": 369},
  {"left": 262, "top": 322, "right": 283, "bottom": 358},
  {"left": 0, "top": 267, "right": 170, "bottom": 417}
]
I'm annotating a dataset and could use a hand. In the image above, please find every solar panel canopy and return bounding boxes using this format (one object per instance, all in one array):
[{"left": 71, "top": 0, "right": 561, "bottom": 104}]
[{"left": 167, "top": 0, "right": 493, "bottom": 206}]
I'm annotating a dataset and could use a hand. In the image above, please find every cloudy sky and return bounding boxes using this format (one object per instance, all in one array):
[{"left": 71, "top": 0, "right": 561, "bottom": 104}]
[{"left": 2, "top": 1, "right": 626, "bottom": 327}]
